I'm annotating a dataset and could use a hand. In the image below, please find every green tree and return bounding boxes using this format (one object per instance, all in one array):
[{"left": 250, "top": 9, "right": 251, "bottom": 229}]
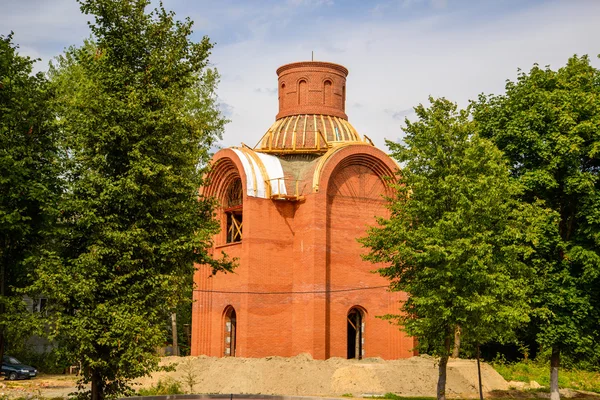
[
  {"left": 362, "top": 98, "right": 548, "bottom": 400},
  {"left": 0, "top": 33, "right": 60, "bottom": 362},
  {"left": 29, "top": 1, "right": 233, "bottom": 399},
  {"left": 473, "top": 55, "right": 600, "bottom": 400}
]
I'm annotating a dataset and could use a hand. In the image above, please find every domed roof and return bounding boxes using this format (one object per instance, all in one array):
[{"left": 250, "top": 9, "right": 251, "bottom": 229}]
[
  {"left": 253, "top": 60, "right": 372, "bottom": 154},
  {"left": 255, "top": 114, "right": 367, "bottom": 154}
]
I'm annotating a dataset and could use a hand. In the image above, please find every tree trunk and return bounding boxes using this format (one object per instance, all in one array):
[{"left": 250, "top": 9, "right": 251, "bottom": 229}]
[
  {"left": 437, "top": 335, "right": 451, "bottom": 400},
  {"left": 91, "top": 370, "right": 103, "bottom": 400},
  {"left": 452, "top": 325, "right": 461, "bottom": 358},
  {"left": 171, "top": 313, "right": 179, "bottom": 357},
  {"left": 550, "top": 347, "right": 560, "bottom": 400}
]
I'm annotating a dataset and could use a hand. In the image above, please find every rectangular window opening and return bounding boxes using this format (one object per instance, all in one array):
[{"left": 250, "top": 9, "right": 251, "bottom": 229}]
[{"left": 226, "top": 211, "right": 243, "bottom": 243}]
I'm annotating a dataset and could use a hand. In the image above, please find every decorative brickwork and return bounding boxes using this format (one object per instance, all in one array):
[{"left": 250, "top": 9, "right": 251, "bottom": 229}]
[
  {"left": 276, "top": 61, "right": 348, "bottom": 120},
  {"left": 191, "top": 61, "right": 416, "bottom": 360}
]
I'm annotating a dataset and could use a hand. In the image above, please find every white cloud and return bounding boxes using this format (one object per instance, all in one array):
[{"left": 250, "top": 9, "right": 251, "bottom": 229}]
[
  {"left": 211, "top": 0, "right": 600, "bottom": 151},
  {"left": 4, "top": 0, "right": 600, "bottom": 152},
  {"left": 1, "top": 0, "right": 89, "bottom": 67}
]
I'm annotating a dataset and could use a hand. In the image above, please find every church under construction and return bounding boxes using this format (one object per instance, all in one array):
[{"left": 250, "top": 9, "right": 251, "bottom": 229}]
[{"left": 190, "top": 61, "right": 416, "bottom": 360}]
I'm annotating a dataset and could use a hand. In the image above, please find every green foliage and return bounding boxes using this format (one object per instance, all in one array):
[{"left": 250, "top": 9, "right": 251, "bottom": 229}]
[
  {"left": 362, "top": 97, "right": 553, "bottom": 400},
  {"left": 363, "top": 97, "right": 544, "bottom": 354},
  {"left": 473, "top": 55, "right": 600, "bottom": 374},
  {"left": 166, "top": 276, "right": 193, "bottom": 355},
  {"left": 0, "top": 32, "right": 60, "bottom": 356},
  {"left": 137, "top": 378, "right": 183, "bottom": 396},
  {"left": 10, "top": 347, "right": 71, "bottom": 374},
  {"left": 27, "top": 1, "right": 234, "bottom": 399},
  {"left": 493, "top": 361, "right": 600, "bottom": 393}
]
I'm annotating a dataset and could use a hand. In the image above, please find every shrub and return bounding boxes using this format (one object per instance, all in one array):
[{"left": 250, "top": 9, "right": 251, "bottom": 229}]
[{"left": 137, "top": 378, "right": 183, "bottom": 396}]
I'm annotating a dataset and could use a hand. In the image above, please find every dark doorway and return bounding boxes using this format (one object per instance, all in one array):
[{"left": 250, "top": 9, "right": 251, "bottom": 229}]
[
  {"left": 224, "top": 307, "right": 237, "bottom": 357},
  {"left": 347, "top": 307, "right": 364, "bottom": 359}
]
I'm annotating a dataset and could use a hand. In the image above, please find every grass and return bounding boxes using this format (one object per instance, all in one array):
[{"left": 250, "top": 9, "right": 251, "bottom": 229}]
[
  {"left": 381, "top": 394, "right": 435, "bottom": 400},
  {"left": 136, "top": 377, "right": 184, "bottom": 396},
  {"left": 492, "top": 361, "right": 600, "bottom": 394}
]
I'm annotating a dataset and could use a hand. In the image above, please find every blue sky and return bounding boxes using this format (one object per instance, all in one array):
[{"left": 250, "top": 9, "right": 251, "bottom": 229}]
[{"left": 3, "top": 0, "right": 600, "bottom": 150}]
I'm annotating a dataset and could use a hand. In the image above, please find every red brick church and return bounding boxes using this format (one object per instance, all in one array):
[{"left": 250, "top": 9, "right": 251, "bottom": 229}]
[{"left": 190, "top": 61, "right": 416, "bottom": 360}]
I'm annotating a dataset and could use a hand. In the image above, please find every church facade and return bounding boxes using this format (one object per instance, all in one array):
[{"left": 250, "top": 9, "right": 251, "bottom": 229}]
[{"left": 190, "top": 61, "right": 416, "bottom": 360}]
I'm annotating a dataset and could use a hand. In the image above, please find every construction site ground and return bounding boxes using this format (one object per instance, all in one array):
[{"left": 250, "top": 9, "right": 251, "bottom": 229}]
[{"left": 1, "top": 355, "right": 598, "bottom": 399}]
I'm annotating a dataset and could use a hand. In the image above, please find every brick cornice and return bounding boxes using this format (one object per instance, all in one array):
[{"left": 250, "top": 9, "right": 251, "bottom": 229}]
[{"left": 276, "top": 61, "right": 348, "bottom": 76}]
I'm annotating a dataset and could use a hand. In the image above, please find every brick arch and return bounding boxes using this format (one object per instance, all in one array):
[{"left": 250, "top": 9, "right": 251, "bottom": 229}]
[
  {"left": 347, "top": 304, "right": 368, "bottom": 316},
  {"left": 203, "top": 149, "right": 247, "bottom": 205},
  {"left": 330, "top": 154, "right": 395, "bottom": 192},
  {"left": 315, "top": 144, "right": 398, "bottom": 195},
  {"left": 295, "top": 76, "right": 310, "bottom": 85},
  {"left": 279, "top": 81, "right": 286, "bottom": 109},
  {"left": 202, "top": 150, "right": 249, "bottom": 246},
  {"left": 297, "top": 78, "right": 308, "bottom": 105},
  {"left": 204, "top": 159, "right": 242, "bottom": 206},
  {"left": 347, "top": 305, "right": 367, "bottom": 359},
  {"left": 222, "top": 305, "right": 237, "bottom": 357},
  {"left": 322, "top": 146, "right": 397, "bottom": 358},
  {"left": 323, "top": 79, "right": 333, "bottom": 106},
  {"left": 326, "top": 160, "right": 392, "bottom": 200}
]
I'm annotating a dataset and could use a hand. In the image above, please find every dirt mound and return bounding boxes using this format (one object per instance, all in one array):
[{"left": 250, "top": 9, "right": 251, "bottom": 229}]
[{"left": 133, "top": 355, "right": 509, "bottom": 397}]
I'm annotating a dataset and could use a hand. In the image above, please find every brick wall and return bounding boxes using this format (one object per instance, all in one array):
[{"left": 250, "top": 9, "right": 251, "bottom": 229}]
[
  {"left": 191, "top": 145, "right": 416, "bottom": 360},
  {"left": 276, "top": 61, "right": 349, "bottom": 120}
]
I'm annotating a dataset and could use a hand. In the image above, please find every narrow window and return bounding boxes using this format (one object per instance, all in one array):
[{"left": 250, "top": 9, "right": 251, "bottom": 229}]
[
  {"left": 298, "top": 79, "right": 307, "bottom": 105},
  {"left": 34, "top": 298, "right": 47, "bottom": 314},
  {"left": 347, "top": 307, "right": 365, "bottom": 359},
  {"left": 323, "top": 80, "right": 333, "bottom": 106},
  {"left": 39, "top": 298, "right": 47, "bottom": 313},
  {"left": 224, "top": 306, "right": 237, "bottom": 357},
  {"left": 342, "top": 85, "right": 346, "bottom": 111},
  {"left": 225, "top": 178, "right": 243, "bottom": 243},
  {"left": 279, "top": 82, "right": 286, "bottom": 109}
]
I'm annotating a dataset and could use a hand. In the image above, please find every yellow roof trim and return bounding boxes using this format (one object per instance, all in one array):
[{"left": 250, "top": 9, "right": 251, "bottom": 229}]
[
  {"left": 291, "top": 114, "right": 301, "bottom": 151},
  {"left": 235, "top": 147, "right": 259, "bottom": 196},
  {"left": 302, "top": 114, "right": 308, "bottom": 148},
  {"left": 253, "top": 114, "right": 367, "bottom": 154}
]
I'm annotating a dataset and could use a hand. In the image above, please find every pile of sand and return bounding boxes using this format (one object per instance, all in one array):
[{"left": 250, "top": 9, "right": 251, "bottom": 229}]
[{"left": 134, "top": 355, "right": 509, "bottom": 398}]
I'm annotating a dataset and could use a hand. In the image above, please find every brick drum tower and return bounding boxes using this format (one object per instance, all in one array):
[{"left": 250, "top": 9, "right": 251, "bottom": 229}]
[{"left": 191, "top": 61, "right": 416, "bottom": 360}]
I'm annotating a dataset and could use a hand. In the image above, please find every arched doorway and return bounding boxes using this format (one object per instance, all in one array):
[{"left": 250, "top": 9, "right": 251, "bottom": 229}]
[
  {"left": 224, "top": 306, "right": 237, "bottom": 357},
  {"left": 347, "top": 307, "right": 365, "bottom": 359}
]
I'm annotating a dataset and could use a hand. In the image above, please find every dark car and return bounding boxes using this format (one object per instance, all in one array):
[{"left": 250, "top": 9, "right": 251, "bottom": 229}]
[{"left": 2, "top": 356, "right": 37, "bottom": 380}]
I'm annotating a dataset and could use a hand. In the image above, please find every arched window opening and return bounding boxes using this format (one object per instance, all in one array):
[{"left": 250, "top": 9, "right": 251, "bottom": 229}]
[
  {"left": 342, "top": 85, "right": 346, "bottom": 111},
  {"left": 223, "top": 306, "right": 237, "bottom": 357},
  {"left": 298, "top": 79, "right": 308, "bottom": 105},
  {"left": 225, "top": 178, "right": 243, "bottom": 243},
  {"left": 347, "top": 307, "right": 365, "bottom": 359},
  {"left": 323, "top": 80, "right": 333, "bottom": 106},
  {"left": 279, "top": 82, "right": 286, "bottom": 109}
]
